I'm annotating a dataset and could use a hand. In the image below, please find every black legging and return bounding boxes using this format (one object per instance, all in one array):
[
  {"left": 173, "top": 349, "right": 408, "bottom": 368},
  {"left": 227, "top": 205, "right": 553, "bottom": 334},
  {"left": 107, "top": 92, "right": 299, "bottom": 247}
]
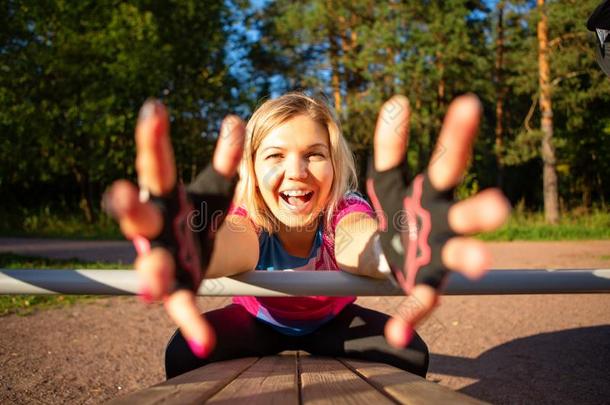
[{"left": 165, "top": 303, "right": 429, "bottom": 379}]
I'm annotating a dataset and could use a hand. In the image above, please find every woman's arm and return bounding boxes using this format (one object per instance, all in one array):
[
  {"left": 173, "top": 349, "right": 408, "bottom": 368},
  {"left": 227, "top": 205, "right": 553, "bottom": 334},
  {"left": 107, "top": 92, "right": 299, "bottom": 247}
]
[
  {"left": 334, "top": 212, "right": 386, "bottom": 279},
  {"left": 205, "top": 214, "right": 260, "bottom": 278}
]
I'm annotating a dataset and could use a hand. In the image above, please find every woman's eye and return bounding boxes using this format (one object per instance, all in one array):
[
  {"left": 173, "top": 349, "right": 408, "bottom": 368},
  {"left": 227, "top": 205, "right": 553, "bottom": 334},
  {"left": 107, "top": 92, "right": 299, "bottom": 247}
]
[
  {"left": 265, "top": 153, "right": 282, "bottom": 160},
  {"left": 307, "top": 152, "right": 326, "bottom": 159}
]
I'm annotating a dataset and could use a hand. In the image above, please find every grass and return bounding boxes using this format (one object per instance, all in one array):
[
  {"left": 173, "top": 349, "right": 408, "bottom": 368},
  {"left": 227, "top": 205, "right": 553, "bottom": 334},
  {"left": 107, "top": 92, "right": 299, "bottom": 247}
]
[
  {"left": 0, "top": 207, "right": 122, "bottom": 240},
  {"left": 0, "top": 253, "right": 129, "bottom": 316},
  {"left": 479, "top": 208, "right": 610, "bottom": 241},
  {"left": 1, "top": 205, "right": 609, "bottom": 242}
]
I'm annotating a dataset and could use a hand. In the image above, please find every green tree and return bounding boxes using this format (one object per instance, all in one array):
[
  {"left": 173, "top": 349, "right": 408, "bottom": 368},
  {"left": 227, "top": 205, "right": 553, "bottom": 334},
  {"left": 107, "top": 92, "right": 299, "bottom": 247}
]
[
  {"left": 248, "top": 0, "right": 490, "bottom": 188},
  {"left": 0, "top": 0, "right": 240, "bottom": 222},
  {"left": 501, "top": 0, "right": 610, "bottom": 212}
]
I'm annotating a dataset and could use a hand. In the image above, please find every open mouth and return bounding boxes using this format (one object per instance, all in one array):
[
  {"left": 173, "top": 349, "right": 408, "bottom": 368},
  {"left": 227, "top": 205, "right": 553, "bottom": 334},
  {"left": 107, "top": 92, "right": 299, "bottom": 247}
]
[{"left": 279, "top": 190, "right": 314, "bottom": 210}]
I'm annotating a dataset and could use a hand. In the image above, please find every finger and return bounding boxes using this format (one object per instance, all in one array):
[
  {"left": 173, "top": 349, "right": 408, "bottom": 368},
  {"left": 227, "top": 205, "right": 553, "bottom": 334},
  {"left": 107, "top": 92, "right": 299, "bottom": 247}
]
[
  {"left": 134, "top": 247, "right": 174, "bottom": 301},
  {"left": 442, "top": 236, "right": 492, "bottom": 280},
  {"left": 213, "top": 115, "right": 245, "bottom": 179},
  {"left": 374, "top": 95, "right": 410, "bottom": 171},
  {"left": 104, "top": 180, "right": 162, "bottom": 239},
  {"left": 428, "top": 94, "right": 482, "bottom": 191},
  {"left": 165, "top": 290, "right": 216, "bottom": 358},
  {"left": 135, "top": 100, "right": 176, "bottom": 196},
  {"left": 385, "top": 284, "right": 437, "bottom": 348},
  {"left": 448, "top": 188, "right": 511, "bottom": 234}
]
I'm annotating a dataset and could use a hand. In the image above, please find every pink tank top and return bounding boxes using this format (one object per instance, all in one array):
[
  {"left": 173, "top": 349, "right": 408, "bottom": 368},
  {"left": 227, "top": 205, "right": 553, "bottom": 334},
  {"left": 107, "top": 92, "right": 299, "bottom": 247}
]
[{"left": 230, "top": 192, "right": 375, "bottom": 335}]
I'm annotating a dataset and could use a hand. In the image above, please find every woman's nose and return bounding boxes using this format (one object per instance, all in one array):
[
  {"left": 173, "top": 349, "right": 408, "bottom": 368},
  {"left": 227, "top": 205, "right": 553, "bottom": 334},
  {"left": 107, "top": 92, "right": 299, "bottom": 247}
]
[{"left": 284, "top": 156, "right": 308, "bottom": 179}]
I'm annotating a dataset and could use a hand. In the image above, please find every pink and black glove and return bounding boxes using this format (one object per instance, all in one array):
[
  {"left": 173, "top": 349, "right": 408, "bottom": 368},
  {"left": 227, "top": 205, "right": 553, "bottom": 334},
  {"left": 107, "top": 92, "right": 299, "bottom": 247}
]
[
  {"left": 138, "top": 164, "right": 236, "bottom": 293},
  {"left": 367, "top": 164, "right": 456, "bottom": 294}
]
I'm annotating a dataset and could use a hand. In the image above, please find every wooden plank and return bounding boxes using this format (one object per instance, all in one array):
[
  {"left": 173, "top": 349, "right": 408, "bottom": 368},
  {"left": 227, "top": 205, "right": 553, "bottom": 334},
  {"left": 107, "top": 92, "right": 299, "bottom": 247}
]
[
  {"left": 108, "top": 357, "right": 259, "bottom": 405},
  {"left": 299, "top": 355, "right": 395, "bottom": 405},
  {"left": 341, "top": 358, "right": 489, "bottom": 405},
  {"left": 207, "top": 354, "right": 298, "bottom": 404}
]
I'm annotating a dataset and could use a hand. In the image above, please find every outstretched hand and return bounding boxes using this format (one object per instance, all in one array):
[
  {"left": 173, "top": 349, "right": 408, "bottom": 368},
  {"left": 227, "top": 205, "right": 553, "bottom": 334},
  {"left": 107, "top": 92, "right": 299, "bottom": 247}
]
[
  {"left": 367, "top": 95, "right": 510, "bottom": 348},
  {"left": 105, "top": 100, "right": 245, "bottom": 357}
]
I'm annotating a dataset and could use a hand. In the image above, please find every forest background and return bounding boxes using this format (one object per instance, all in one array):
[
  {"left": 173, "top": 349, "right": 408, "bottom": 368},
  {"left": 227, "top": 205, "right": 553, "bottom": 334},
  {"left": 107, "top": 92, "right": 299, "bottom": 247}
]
[{"left": 1, "top": 0, "right": 609, "bottom": 239}]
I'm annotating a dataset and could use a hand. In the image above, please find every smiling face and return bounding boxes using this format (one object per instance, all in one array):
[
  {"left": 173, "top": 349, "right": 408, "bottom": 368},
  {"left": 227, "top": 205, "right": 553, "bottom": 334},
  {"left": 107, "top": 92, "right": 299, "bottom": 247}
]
[{"left": 254, "top": 114, "right": 334, "bottom": 230}]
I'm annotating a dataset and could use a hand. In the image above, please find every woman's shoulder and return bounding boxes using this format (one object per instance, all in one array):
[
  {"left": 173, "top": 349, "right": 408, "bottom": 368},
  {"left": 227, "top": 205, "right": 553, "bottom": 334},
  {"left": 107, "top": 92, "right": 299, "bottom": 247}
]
[
  {"left": 228, "top": 203, "right": 248, "bottom": 217},
  {"left": 330, "top": 191, "right": 375, "bottom": 230},
  {"left": 227, "top": 204, "right": 262, "bottom": 234},
  {"left": 336, "top": 191, "right": 373, "bottom": 212},
  {"left": 337, "top": 191, "right": 370, "bottom": 207}
]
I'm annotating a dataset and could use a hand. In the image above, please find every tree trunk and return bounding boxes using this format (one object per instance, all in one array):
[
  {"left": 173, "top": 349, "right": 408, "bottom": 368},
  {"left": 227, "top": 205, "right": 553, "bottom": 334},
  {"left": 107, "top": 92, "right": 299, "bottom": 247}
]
[
  {"left": 435, "top": 49, "right": 446, "bottom": 136},
  {"left": 73, "top": 168, "right": 96, "bottom": 224},
  {"left": 384, "top": 47, "right": 396, "bottom": 99},
  {"left": 494, "top": 1, "right": 505, "bottom": 187},
  {"left": 328, "top": 34, "right": 342, "bottom": 113},
  {"left": 435, "top": 50, "right": 445, "bottom": 110},
  {"left": 537, "top": 0, "right": 560, "bottom": 224},
  {"left": 352, "top": 148, "right": 367, "bottom": 195},
  {"left": 326, "top": 0, "right": 342, "bottom": 113}
]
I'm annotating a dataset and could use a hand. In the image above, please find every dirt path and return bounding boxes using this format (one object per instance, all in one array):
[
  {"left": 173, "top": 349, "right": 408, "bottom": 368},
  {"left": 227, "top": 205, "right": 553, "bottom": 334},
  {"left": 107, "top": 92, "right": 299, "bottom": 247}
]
[{"left": 1, "top": 240, "right": 609, "bottom": 404}]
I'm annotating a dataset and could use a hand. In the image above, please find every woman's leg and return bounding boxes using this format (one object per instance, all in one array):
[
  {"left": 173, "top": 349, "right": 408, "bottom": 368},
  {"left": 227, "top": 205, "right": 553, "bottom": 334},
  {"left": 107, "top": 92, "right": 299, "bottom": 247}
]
[
  {"left": 165, "top": 304, "right": 288, "bottom": 379},
  {"left": 300, "top": 304, "right": 429, "bottom": 377}
]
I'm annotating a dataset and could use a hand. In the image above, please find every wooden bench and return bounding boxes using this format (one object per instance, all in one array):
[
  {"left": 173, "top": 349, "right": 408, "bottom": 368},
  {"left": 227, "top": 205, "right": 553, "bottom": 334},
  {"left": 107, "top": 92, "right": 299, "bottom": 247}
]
[{"left": 108, "top": 352, "right": 486, "bottom": 404}]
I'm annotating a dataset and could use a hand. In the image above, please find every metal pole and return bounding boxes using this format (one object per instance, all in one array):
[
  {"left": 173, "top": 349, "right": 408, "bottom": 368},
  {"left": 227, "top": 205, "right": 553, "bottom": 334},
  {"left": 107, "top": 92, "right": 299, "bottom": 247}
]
[{"left": 1, "top": 268, "right": 610, "bottom": 296}]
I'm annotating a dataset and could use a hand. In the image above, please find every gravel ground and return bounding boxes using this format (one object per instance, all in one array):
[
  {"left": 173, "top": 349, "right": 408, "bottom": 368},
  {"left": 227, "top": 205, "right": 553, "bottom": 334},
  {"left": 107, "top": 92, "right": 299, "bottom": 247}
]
[{"left": 0, "top": 239, "right": 609, "bottom": 404}]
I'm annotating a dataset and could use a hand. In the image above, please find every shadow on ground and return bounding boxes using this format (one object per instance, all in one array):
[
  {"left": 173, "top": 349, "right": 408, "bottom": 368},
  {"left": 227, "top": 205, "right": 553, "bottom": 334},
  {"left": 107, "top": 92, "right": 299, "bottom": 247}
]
[{"left": 430, "top": 326, "right": 610, "bottom": 404}]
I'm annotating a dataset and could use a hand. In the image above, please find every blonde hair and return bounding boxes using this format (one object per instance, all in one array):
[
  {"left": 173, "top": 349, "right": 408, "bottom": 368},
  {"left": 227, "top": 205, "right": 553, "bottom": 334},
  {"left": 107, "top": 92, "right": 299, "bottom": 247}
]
[{"left": 237, "top": 92, "right": 357, "bottom": 234}]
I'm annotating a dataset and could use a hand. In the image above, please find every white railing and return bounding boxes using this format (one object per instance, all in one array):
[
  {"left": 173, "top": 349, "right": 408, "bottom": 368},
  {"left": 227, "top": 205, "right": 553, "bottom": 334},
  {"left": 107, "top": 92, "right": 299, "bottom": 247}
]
[{"left": 1, "top": 268, "right": 610, "bottom": 296}]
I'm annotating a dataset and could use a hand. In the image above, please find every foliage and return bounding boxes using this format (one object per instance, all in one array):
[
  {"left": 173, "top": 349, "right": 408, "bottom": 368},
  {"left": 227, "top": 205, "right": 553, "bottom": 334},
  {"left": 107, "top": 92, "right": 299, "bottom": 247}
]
[
  {"left": 248, "top": 1, "right": 490, "bottom": 184},
  {"left": 1, "top": 0, "right": 608, "bottom": 231},
  {"left": 1, "top": 0, "right": 241, "bottom": 222},
  {"left": 499, "top": 0, "right": 610, "bottom": 208},
  {"left": 246, "top": 0, "right": 610, "bottom": 209}
]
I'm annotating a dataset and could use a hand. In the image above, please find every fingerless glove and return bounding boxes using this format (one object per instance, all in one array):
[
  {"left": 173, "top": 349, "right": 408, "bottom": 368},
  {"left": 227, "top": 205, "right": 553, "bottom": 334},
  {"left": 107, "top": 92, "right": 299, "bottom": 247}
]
[{"left": 367, "top": 162, "right": 456, "bottom": 292}]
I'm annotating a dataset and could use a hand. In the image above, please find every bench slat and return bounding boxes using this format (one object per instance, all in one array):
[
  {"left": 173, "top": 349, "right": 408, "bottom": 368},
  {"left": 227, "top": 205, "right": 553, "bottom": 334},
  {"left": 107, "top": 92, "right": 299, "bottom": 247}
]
[
  {"left": 108, "top": 357, "right": 258, "bottom": 405},
  {"left": 108, "top": 355, "right": 488, "bottom": 404},
  {"left": 207, "top": 354, "right": 298, "bottom": 404},
  {"left": 299, "top": 355, "right": 395, "bottom": 404},
  {"left": 342, "top": 359, "right": 488, "bottom": 405}
]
